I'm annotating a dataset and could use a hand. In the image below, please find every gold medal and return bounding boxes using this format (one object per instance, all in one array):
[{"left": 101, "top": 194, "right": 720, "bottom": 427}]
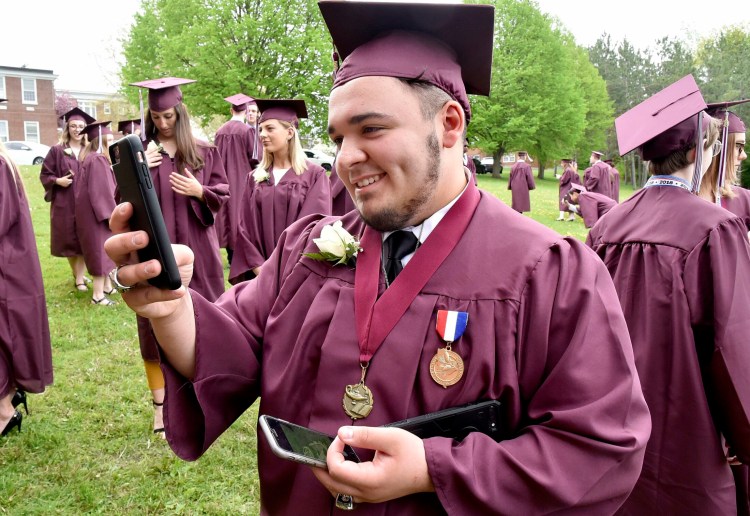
[
  {"left": 342, "top": 364, "right": 373, "bottom": 420},
  {"left": 430, "top": 346, "right": 464, "bottom": 388}
]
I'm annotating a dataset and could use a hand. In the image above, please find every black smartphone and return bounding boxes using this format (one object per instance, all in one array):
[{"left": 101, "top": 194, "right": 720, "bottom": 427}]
[
  {"left": 259, "top": 415, "right": 361, "bottom": 469},
  {"left": 109, "top": 135, "right": 181, "bottom": 290},
  {"left": 383, "top": 400, "right": 503, "bottom": 442}
]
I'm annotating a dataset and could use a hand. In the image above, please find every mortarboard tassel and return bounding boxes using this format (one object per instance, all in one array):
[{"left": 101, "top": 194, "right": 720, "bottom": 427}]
[
  {"left": 715, "top": 111, "right": 730, "bottom": 205},
  {"left": 138, "top": 89, "right": 146, "bottom": 142},
  {"left": 691, "top": 112, "right": 703, "bottom": 194},
  {"left": 97, "top": 126, "right": 103, "bottom": 154}
]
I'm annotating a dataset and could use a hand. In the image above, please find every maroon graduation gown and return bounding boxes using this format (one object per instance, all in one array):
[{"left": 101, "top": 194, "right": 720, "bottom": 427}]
[
  {"left": 214, "top": 120, "right": 257, "bottom": 250},
  {"left": 558, "top": 166, "right": 580, "bottom": 212},
  {"left": 587, "top": 186, "right": 750, "bottom": 515},
  {"left": 578, "top": 191, "right": 616, "bottom": 229},
  {"left": 610, "top": 166, "right": 621, "bottom": 202},
  {"left": 138, "top": 140, "right": 229, "bottom": 361},
  {"left": 39, "top": 144, "right": 83, "bottom": 257},
  {"left": 463, "top": 155, "right": 478, "bottom": 185},
  {"left": 507, "top": 161, "right": 535, "bottom": 213},
  {"left": 584, "top": 162, "right": 612, "bottom": 198},
  {"left": 229, "top": 161, "right": 331, "bottom": 283},
  {"left": 722, "top": 186, "right": 750, "bottom": 231},
  {"left": 0, "top": 157, "right": 52, "bottom": 397},
  {"left": 329, "top": 163, "right": 356, "bottom": 217},
  {"left": 75, "top": 153, "right": 116, "bottom": 276},
  {"left": 160, "top": 184, "right": 650, "bottom": 514}
]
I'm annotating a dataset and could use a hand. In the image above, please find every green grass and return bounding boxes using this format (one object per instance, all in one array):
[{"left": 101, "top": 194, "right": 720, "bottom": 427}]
[{"left": 0, "top": 165, "right": 635, "bottom": 514}]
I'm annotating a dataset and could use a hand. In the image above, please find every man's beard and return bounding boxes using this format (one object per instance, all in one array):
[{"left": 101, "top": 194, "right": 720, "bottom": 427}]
[{"left": 361, "top": 131, "right": 441, "bottom": 232}]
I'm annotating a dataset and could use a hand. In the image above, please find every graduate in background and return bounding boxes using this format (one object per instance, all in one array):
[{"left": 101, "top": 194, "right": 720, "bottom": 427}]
[
  {"left": 0, "top": 129, "right": 52, "bottom": 437},
  {"left": 117, "top": 119, "right": 141, "bottom": 137},
  {"left": 587, "top": 75, "right": 750, "bottom": 515},
  {"left": 228, "top": 98, "right": 331, "bottom": 282},
  {"left": 507, "top": 150, "right": 535, "bottom": 213},
  {"left": 556, "top": 157, "right": 580, "bottom": 221},
  {"left": 131, "top": 77, "right": 229, "bottom": 437},
  {"left": 214, "top": 94, "right": 259, "bottom": 264},
  {"left": 565, "top": 183, "right": 616, "bottom": 229},
  {"left": 699, "top": 100, "right": 750, "bottom": 230},
  {"left": 105, "top": 2, "right": 649, "bottom": 513},
  {"left": 39, "top": 107, "right": 95, "bottom": 292},
  {"left": 585, "top": 150, "right": 612, "bottom": 197},
  {"left": 76, "top": 121, "right": 117, "bottom": 306},
  {"left": 604, "top": 158, "right": 620, "bottom": 202}
]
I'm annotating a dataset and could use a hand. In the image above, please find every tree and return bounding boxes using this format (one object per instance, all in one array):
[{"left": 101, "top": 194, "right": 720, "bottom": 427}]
[
  {"left": 652, "top": 36, "right": 696, "bottom": 93},
  {"left": 54, "top": 93, "right": 78, "bottom": 129},
  {"left": 119, "top": 0, "right": 333, "bottom": 140},
  {"left": 470, "top": 0, "right": 585, "bottom": 178}
]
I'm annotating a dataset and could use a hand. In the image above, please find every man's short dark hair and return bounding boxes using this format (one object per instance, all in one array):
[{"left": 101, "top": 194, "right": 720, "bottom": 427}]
[{"left": 400, "top": 79, "right": 453, "bottom": 121}]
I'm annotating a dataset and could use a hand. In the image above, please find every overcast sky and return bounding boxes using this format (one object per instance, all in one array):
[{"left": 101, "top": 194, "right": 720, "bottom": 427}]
[{"left": 2, "top": 0, "right": 748, "bottom": 93}]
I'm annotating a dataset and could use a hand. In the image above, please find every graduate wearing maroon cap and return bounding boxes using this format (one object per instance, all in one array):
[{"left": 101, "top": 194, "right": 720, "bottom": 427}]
[
  {"left": 106, "top": 3, "right": 649, "bottom": 513},
  {"left": 75, "top": 122, "right": 116, "bottom": 305},
  {"left": 604, "top": 159, "right": 621, "bottom": 202},
  {"left": 228, "top": 98, "right": 331, "bottom": 283},
  {"left": 214, "top": 93, "right": 259, "bottom": 263},
  {"left": 566, "top": 184, "right": 616, "bottom": 229},
  {"left": 556, "top": 158, "right": 581, "bottom": 221},
  {"left": 585, "top": 150, "right": 612, "bottom": 197},
  {"left": 130, "top": 77, "right": 229, "bottom": 435},
  {"left": 507, "top": 151, "right": 535, "bottom": 212},
  {"left": 587, "top": 75, "right": 750, "bottom": 515},
  {"left": 0, "top": 141, "right": 52, "bottom": 437},
  {"left": 39, "top": 107, "right": 96, "bottom": 292},
  {"left": 117, "top": 119, "right": 141, "bottom": 137},
  {"left": 700, "top": 100, "right": 750, "bottom": 230}
]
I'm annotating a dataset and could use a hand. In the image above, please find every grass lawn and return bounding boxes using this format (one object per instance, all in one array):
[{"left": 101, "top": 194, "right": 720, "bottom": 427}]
[{"left": 0, "top": 165, "right": 635, "bottom": 514}]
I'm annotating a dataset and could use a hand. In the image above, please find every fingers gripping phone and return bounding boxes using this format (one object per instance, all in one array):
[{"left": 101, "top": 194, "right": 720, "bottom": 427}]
[
  {"left": 259, "top": 415, "right": 361, "bottom": 469},
  {"left": 109, "top": 135, "right": 181, "bottom": 290}
]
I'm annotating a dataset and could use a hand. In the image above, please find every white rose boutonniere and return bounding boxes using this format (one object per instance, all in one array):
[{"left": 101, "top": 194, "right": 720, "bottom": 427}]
[
  {"left": 63, "top": 148, "right": 74, "bottom": 157},
  {"left": 305, "top": 221, "right": 362, "bottom": 266},
  {"left": 146, "top": 140, "right": 165, "bottom": 154},
  {"left": 253, "top": 168, "right": 270, "bottom": 183}
]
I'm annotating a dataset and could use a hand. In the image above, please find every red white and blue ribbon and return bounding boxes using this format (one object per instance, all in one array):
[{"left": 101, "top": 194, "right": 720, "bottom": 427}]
[{"left": 436, "top": 310, "right": 468, "bottom": 343}]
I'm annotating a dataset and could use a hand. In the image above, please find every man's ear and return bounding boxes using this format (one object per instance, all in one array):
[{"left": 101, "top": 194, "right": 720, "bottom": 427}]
[
  {"left": 440, "top": 101, "right": 464, "bottom": 149},
  {"left": 687, "top": 146, "right": 697, "bottom": 164}
]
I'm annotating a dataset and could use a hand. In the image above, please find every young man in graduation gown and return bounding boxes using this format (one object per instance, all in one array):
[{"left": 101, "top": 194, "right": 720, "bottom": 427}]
[
  {"left": 566, "top": 184, "right": 616, "bottom": 229},
  {"left": 585, "top": 150, "right": 612, "bottom": 197},
  {"left": 214, "top": 94, "right": 259, "bottom": 263},
  {"left": 507, "top": 151, "right": 535, "bottom": 213},
  {"left": 587, "top": 75, "right": 750, "bottom": 516},
  {"left": 105, "top": 3, "right": 650, "bottom": 513},
  {"left": 604, "top": 159, "right": 620, "bottom": 202},
  {"left": 556, "top": 157, "right": 580, "bottom": 221}
]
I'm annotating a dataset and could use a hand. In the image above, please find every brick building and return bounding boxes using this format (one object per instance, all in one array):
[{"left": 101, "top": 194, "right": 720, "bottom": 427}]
[{"left": 0, "top": 65, "right": 58, "bottom": 145}]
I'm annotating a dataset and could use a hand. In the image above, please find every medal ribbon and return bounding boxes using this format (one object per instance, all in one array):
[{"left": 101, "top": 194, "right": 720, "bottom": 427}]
[
  {"left": 436, "top": 310, "right": 468, "bottom": 343},
  {"left": 644, "top": 175, "right": 691, "bottom": 191},
  {"left": 354, "top": 179, "right": 480, "bottom": 363}
]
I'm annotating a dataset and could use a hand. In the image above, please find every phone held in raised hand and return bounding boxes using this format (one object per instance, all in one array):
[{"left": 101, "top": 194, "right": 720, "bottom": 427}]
[
  {"left": 259, "top": 415, "right": 361, "bottom": 469},
  {"left": 383, "top": 400, "right": 503, "bottom": 442},
  {"left": 109, "top": 135, "right": 181, "bottom": 290}
]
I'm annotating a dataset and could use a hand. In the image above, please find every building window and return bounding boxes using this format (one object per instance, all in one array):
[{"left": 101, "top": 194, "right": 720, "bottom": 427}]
[
  {"left": 78, "top": 101, "right": 97, "bottom": 119},
  {"left": 24, "top": 121, "right": 40, "bottom": 143},
  {"left": 502, "top": 154, "right": 516, "bottom": 163},
  {"left": 22, "top": 78, "right": 37, "bottom": 104},
  {"left": 103, "top": 103, "right": 111, "bottom": 115},
  {"left": 0, "top": 120, "right": 8, "bottom": 142},
  {"left": 0, "top": 76, "right": 6, "bottom": 99}
]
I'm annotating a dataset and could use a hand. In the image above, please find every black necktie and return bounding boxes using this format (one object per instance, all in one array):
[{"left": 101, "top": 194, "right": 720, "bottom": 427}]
[{"left": 383, "top": 231, "right": 419, "bottom": 284}]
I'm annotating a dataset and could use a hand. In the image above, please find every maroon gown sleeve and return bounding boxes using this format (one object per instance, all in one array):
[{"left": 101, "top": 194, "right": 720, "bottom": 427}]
[
  {"left": 684, "top": 218, "right": 750, "bottom": 463},
  {"left": 423, "top": 239, "right": 651, "bottom": 514},
  {"left": 88, "top": 156, "right": 116, "bottom": 222},
  {"left": 296, "top": 166, "right": 332, "bottom": 219},
  {"left": 161, "top": 215, "right": 321, "bottom": 461},
  {"left": 39, "top": 146, "right": 63, "bottom": 203},
  {"left": 188, "top": 145, "right": 230, "bottom": 227},
  {"left": 526, "top": 166, "right": 536, "bottom": 190},
  {"left": 0, "top": 159, "right": 20, "bottom": 235}
]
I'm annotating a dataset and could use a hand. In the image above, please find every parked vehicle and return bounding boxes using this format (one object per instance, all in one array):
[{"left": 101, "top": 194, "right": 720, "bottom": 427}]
[
  {"left": 472, "top": 156, "right": 487, "bottom": 174},
  {"left": 5, "top": 140, "right": 51, "bottom": 165},
  {"left": 480, "top": 156, "right": 494, "bottom": 170},
  {"left": 303, "top": 148, "right": 335, "bottom": 171}
]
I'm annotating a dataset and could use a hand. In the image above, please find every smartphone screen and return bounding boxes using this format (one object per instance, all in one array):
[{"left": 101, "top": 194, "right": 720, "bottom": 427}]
[{"left": 259, "top": 415, "right": 360, "bottom": 468}]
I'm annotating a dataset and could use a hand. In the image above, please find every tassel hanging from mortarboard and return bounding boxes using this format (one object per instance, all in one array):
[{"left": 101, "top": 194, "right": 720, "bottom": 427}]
[
  {"left": 715, "top": 111, "right": 730, "bottom": 205},
  {"left": 691, "top": 111, "right": 703, "bottom": 193},
  {"left": 138, "top": 89, "right": 146, "bottom": 142},
  {"left": 332, "top": 49, "right": 340, "bottom": 82},
  {"left": 97, "top": 125, "right": 102, "bottom": 154}
]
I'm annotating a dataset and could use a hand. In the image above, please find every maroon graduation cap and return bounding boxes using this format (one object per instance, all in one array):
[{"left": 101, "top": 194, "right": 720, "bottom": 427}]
[
  {"left": 117, "top": 118, "right": 141, "bottom": 135},
  {"left": 60, "top": 107, "right": 96, "bottom": 125},
  {"left": 256, "top": 99, "right": 307, "bottom": 128},
  {"left": 570, "top": 183, "right": 586, "bottom": 193},
  {"left": 224, "top": 93, "right": 256, "bottom": 111},
  {"left": 615, "top": 75, "right": 707, "bottom": 161},
  {"left": 319, "top": 1, "right": 494, "bottom": 123},
  {"left": 82, "top": 121, "right": 113, "bottom": 153},
  {"left": 131, "top": 77, "right": 196, "bottom": 112},
  {"left": 707, "top": 99, "right": 750, "bottom": 134}
]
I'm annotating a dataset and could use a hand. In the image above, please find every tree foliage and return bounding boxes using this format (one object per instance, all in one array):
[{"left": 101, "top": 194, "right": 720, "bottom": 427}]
[
  {"left": 119, "top": 0, "right": 334, "bottom": 141},
  {"left": 469, "top": 0, "right": 591, "bottom": 178}
]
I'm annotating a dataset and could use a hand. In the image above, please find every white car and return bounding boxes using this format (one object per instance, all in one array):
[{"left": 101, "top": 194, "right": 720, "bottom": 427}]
[
  {"left": 5, "top": 141, "right": 51, "bottom": 166},
  {"left": 303, "top": 149, "right": 335, "bottom": 171}
]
